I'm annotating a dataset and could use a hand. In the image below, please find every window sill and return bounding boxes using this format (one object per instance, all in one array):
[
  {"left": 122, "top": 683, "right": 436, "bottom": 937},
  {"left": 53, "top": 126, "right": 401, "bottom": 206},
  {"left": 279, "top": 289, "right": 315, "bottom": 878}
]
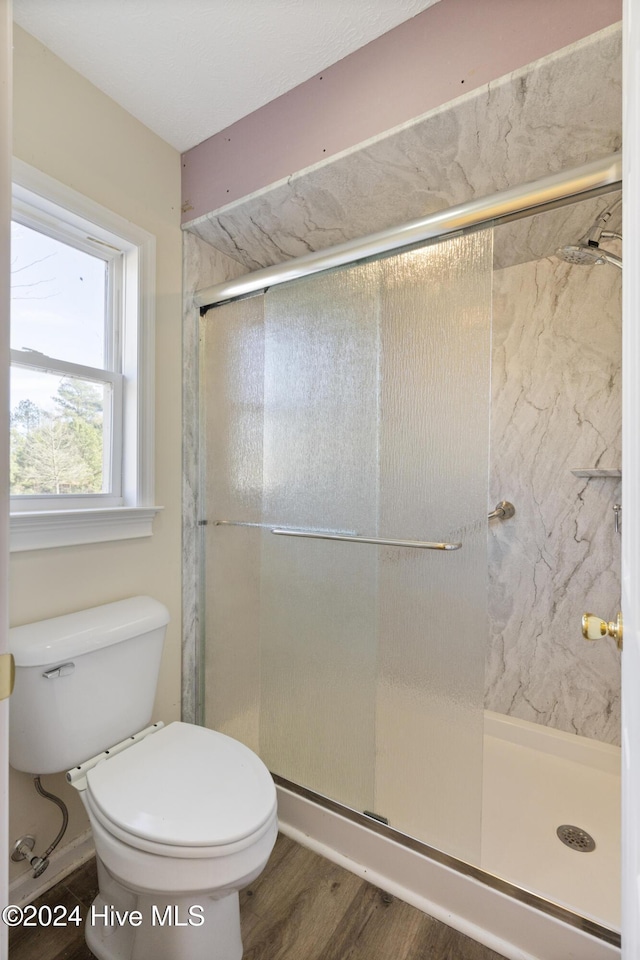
[{"left": 9, "top": 506, "right": 164, "bottom": 552}]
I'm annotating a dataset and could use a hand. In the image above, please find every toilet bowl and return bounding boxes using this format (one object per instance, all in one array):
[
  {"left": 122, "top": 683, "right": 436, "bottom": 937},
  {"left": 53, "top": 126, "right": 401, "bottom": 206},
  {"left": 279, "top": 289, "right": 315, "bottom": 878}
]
[
  {"left": 77, "top": 722, "right": 278, "bottom": 960},
  {"left": 8, "top": 597, "right": 277, "bottom": 960}
]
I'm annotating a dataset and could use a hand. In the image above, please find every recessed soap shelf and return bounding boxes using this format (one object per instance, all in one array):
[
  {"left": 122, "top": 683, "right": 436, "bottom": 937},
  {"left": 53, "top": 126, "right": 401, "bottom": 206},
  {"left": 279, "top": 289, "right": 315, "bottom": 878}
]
[{"left": 571, "top": 469, "right": 621, "bottom": 478}]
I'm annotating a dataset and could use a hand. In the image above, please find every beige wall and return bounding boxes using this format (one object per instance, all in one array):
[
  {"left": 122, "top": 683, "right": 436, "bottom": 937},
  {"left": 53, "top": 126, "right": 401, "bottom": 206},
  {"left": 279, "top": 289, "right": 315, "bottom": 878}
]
[{"left": 9, "top": 25, "right": 182, "bottom": 890}]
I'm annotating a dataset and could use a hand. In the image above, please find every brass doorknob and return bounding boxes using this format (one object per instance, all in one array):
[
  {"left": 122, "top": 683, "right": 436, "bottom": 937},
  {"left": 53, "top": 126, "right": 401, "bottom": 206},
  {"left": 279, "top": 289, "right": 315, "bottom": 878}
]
[{"left": 582, "top": 612, "right": 623, "bottom": 650}]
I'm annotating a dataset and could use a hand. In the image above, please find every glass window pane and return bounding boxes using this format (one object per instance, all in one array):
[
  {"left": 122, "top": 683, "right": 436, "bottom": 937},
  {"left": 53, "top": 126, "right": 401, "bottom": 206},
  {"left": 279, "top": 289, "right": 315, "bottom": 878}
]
[
  {"left": 10, "top": 366, "right": 111, "bottom": 496},
  {"left": 11, "top": 221, "right": 107, "bottom": 368}
]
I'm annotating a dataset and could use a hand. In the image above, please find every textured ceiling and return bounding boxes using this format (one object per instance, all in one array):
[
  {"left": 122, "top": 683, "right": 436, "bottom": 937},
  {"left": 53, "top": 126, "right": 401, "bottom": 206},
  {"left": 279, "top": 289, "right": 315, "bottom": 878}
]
[{"left": 13, "top": 0, "right": 442, "bottom": 153}]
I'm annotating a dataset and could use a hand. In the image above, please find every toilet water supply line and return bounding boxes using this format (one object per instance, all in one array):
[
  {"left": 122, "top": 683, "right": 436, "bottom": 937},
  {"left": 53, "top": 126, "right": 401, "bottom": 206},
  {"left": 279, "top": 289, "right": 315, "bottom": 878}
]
[
  {"left": 13, "top": 779, "right": 69, "bottom": 878},
  {"left": 13, "top": 725, "right": 163, "bottom": 876},
  {"left": 31, "top": 778, "right": 70, "bottom": 876}
]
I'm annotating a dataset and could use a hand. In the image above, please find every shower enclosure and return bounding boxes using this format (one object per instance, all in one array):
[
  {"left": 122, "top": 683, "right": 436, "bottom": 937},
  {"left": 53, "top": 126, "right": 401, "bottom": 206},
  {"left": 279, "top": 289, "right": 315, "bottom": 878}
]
[{"left": 193, "top": 156, "right": 622, "bottom": 952}]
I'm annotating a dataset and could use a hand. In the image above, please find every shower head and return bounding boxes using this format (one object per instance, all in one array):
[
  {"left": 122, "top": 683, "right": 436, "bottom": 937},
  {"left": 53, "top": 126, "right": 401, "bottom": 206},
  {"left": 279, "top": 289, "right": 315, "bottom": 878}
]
[
  {"left": 556, "top": 242, "right": 622, "bottom": 268},
  {"left": 556, "top": 197, "right": 622, "bottom": 268}
]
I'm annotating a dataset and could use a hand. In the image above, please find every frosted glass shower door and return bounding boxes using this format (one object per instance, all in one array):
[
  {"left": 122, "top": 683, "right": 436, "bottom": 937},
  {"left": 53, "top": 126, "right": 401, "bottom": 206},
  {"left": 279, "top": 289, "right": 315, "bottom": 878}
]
[
  {"left": 373, "top": 237, "right": 491, "bottom": 862},
  {"left": 259, "top": 264, "right": 381, "bottom": 812},
  {"left": 202, "top": 270, "right": 380, "bottom": 814},
  {"left": 203, "top": 229, "right": 492, "bottom": 866},
  {"left": 259, "top": 231, "right": 492, "bottom": 863},
  {"left": 202, "top": 295, "right": 266, "bottom": 753}
]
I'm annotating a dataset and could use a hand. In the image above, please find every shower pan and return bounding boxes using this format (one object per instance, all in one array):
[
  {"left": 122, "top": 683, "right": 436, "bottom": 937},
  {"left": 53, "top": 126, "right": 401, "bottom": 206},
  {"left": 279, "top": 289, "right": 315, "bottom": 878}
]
[{"left": 193, "top": 156, "right": 622, "bottom": 960}]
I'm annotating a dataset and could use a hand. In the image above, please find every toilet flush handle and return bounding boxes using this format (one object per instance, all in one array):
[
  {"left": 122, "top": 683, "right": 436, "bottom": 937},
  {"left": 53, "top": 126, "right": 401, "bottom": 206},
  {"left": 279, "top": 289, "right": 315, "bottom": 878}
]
[{"left": 42, "top": 662, "right": 75, "bottom": 679}]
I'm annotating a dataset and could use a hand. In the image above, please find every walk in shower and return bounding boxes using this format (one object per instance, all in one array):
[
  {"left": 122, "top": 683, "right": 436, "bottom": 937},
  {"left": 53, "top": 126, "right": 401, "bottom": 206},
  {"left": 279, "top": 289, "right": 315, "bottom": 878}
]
[{"left": 192, "top": 156, "right": 622, "bottom": 952}]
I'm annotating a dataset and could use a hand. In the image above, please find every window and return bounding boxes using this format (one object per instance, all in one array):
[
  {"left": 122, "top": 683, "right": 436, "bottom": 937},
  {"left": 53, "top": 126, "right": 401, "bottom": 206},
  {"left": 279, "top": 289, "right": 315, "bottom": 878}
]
[
  {"left": 11, "top": 219, "right": 123, "bottom": 504},
  {"left": 10, "top": 160, "right": 161, "bottom": 551}
]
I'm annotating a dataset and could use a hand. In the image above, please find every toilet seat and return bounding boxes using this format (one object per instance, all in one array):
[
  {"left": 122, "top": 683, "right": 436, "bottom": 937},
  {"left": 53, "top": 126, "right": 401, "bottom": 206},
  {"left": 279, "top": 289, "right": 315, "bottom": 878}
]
[{"left": 85, "top": 722, "right": 277, "bottom": 856}]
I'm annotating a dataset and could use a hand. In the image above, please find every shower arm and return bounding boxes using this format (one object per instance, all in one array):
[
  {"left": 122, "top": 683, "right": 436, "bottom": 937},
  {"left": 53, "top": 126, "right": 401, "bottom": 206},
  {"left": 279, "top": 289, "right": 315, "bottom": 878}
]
[{"left": 596, "top": 248, "right": 623, "bottom": 269}]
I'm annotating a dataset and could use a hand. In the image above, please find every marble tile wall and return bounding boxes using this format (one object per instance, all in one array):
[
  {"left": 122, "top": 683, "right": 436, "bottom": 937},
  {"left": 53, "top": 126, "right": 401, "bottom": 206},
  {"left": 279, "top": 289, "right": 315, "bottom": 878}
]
[
  {"left": 185, "top": 26, "right": 621, "bottom": 272},
  {"left": 488, "top": 245, "right": 622, "bottom": 744},
  {"left": 183, "top": 25, "right": 623, "bottom": 743}
]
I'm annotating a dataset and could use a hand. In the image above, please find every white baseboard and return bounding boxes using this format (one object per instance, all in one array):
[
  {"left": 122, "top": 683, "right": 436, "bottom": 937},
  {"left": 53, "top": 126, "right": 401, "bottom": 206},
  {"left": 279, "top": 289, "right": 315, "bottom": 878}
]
[
  {"left": 276, "top": 785, "right": 619, "bottom": 960},
  {"left": 9, "top": 829, "right": 95, "bottom": 907}
]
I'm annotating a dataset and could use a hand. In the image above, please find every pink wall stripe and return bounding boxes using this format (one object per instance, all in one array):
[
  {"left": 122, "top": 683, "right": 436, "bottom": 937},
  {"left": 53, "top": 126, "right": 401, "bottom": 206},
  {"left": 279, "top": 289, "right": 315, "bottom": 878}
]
[{"left": 181, "top": 0, "right": 621, "bottom": 224}]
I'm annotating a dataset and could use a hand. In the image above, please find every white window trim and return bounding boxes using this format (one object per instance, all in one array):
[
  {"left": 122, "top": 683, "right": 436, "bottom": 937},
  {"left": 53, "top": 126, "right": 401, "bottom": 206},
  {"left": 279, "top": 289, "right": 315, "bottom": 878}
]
[{"left": 10, "top": 158, "right": 162, "bottom": 551}]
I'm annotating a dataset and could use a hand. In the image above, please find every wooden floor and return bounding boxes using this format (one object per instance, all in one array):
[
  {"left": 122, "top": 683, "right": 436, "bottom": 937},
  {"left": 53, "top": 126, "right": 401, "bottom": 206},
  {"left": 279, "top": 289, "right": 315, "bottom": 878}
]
[{"left": 9, "top": 834, "right": 508, "bottom": 960}]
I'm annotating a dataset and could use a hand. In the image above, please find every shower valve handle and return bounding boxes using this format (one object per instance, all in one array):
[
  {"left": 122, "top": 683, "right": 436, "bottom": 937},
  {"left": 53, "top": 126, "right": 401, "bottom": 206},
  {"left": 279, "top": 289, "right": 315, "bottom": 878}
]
[{"left": 581, "top": 612, "right": 623, "bottom": 650}]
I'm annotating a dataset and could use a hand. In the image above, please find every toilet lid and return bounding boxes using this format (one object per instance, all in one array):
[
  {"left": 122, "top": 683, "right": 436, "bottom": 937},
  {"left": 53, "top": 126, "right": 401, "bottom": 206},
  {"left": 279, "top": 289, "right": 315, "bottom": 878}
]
[{"left": 86, "top": 722, "right": 276, "bottom": 848}]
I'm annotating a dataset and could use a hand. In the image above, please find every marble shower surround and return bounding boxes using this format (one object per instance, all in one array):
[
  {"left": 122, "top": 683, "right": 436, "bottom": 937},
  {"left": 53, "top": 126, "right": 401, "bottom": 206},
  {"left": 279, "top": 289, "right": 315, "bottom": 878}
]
[
  {"left": 183, "top": 25, "right": 623, "bottom": 739},
  {"left": 184, "top": 26, "right": 621, "bottom": 272},
  {"left": 488, "top": 250, "right": 621, "bottom": 744}
]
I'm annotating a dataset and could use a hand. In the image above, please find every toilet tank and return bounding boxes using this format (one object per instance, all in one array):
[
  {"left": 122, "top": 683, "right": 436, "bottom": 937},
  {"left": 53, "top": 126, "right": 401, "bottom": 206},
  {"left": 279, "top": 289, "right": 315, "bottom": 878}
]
[{"left": 9, "top": 597, "right": 169, "bottom": 775}]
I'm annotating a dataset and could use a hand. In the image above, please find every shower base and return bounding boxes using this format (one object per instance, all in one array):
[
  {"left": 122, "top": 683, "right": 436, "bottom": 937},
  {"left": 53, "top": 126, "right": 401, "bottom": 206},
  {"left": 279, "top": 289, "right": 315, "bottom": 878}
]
[
  {"left": 481, "top": 711, "right": 620, "bottom": 930},
  {"left": 276, "top": 711, "right": 621, "bottom": 960}
]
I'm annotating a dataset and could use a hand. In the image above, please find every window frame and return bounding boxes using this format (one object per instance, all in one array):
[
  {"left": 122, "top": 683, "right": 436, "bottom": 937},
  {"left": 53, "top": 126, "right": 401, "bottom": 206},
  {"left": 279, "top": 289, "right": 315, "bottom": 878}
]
[{"left": 9, "top": 159, "right": 161, "bottom": 551}]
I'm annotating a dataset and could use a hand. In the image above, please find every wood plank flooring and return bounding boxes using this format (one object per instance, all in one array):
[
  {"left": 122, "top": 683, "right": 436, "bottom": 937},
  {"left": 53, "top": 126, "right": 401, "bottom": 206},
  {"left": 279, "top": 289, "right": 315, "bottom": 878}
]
[{"left": 9, "top": 835, "right": 508, "bottom": 960}]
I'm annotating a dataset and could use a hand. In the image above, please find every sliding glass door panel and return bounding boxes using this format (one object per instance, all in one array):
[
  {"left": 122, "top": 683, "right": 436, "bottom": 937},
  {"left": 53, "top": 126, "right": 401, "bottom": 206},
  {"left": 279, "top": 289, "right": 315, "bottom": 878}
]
[
  {"left": 202, "top": 230, "right": 492, "bottom": 861},
  {"left": 375, "top": 234, "right": 492, "bottom": 862},
  {"left": 259, "top": 265, "right": 380, "bottom": 810}
]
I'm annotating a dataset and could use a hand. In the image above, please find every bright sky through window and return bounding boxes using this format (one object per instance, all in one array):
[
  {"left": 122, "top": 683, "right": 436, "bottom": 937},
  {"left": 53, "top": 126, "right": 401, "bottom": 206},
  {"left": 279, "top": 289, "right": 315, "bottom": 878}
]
[
  {"left": 11, "top": 221, "right": 106, "bottom": 367},
  {"left": 10, "top": 221, "right": 112, "bottom": 497}
]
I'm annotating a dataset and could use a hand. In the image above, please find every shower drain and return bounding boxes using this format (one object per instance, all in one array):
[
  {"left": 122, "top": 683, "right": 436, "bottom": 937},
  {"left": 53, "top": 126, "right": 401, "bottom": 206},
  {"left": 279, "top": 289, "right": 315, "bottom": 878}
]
[{"left": 556, "top": 824, "right": 596, "bottom": 852}]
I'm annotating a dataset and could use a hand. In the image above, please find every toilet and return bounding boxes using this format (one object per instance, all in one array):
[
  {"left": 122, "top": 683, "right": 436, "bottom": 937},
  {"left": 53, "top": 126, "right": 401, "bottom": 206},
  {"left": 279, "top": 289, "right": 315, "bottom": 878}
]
[{"left": 9, "top": 596, "right": 277, "bottom": 960}]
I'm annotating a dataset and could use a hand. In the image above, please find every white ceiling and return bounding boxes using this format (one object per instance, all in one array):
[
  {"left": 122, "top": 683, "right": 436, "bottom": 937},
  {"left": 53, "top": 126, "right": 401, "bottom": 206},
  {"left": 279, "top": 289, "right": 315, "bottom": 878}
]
[{"left": 13, "top": 0, "right": 442, "bottom": 153}]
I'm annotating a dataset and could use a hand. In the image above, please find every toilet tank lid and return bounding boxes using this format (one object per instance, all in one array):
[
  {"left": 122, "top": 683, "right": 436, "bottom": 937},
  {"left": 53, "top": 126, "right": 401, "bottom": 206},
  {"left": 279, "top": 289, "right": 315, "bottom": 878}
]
[{"left": 9, "top": 597, "right": 170, "bottom": 667}]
